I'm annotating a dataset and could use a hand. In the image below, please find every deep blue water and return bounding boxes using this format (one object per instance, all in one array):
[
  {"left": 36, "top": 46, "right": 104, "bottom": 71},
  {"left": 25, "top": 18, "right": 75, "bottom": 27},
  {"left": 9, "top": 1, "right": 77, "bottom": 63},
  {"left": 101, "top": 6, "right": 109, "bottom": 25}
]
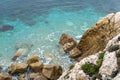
[{"left": 0, "top": 0, "right": 120, "bottom": 69}]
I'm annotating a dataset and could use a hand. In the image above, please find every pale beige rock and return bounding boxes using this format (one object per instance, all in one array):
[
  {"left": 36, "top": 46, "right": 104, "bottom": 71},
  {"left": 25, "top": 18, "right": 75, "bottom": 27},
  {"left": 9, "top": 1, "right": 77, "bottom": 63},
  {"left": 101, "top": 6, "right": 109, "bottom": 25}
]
[
  {"left": 99, "top": 51, "right": 117, "bottom": 77},
  {"left": 113, "top": 73, "right": 120, "bottom": 80}
]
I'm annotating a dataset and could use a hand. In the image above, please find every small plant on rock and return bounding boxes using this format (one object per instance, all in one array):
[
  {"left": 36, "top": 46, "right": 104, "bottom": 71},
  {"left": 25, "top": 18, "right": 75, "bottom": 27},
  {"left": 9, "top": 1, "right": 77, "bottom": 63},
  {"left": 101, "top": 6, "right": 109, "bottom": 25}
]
[
  {"left": 69, "top": 64, "right": 75, "bottom": 70},
  {"left": 99, "top": 52, "right": 104, "bottom": 59},
  {"left": 81, "top": 63, "right": 98, "bottom": 76},
  {"left": 81, "top": 52, "right": 105, "bottom": 79}
]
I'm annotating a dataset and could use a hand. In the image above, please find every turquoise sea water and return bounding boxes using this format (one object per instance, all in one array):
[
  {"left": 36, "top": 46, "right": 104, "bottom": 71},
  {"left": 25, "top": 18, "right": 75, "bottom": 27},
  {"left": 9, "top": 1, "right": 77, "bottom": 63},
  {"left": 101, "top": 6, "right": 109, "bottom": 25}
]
[{"left": 0, "top": 0, "right": 120, "bottom": 70}]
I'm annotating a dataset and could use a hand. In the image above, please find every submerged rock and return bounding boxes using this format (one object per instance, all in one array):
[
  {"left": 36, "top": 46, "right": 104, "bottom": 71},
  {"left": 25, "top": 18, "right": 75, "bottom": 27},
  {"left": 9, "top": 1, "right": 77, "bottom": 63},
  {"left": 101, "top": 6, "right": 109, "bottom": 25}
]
[
  {"left": 0, "top": 24, "right": 13, "bottom": 32},
  {"left": 15, "top": 42, "right": 33, "bottom": 50},
  {"left": 12, "top": 48, "right": 28, "bottom": 60},
  {"left": 77, "top": 12, "right": 120, "bottom": 61},
  {"left": 59, "top": 33, "right": 77, "bottom": 52}
]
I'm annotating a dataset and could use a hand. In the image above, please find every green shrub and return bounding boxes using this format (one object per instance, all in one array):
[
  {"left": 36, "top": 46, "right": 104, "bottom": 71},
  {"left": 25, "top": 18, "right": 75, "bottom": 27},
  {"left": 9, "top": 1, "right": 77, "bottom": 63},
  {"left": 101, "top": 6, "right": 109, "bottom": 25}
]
[
  {"left": 99, "top": 52, "right": 104, "bottom": 59},
  {"left": 96, "top": 59, "right": 103, "bottom": 68},
  {"left": 81, "top": 52, "right": 104, "bottom": 78},
  {"left": 69, "top": 64, "right": 75, "bottom": 70},
  {"left": 81, "top": 63, "right": 98, "bottom": 75}
]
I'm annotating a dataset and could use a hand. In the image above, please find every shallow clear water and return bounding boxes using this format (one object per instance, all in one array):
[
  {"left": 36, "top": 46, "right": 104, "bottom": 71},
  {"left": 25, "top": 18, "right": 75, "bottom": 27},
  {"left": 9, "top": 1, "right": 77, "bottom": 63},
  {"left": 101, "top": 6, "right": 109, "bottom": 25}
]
[{"left": 0, "top": 0, "right": 120, "bottom": 70}]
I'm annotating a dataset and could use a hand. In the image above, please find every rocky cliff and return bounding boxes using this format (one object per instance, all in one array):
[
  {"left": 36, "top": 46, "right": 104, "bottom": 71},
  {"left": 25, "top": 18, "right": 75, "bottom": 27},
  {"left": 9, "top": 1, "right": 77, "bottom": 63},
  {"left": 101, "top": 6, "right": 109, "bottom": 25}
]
[
  {"left": 58, "top": 12, "right": 120, "bottom": 80},
  {"left": 77, "top": 12, "right": 120, "bottom": 61},
  {"left": 58, "top": 34, "right": 120, "bottom": 80}
]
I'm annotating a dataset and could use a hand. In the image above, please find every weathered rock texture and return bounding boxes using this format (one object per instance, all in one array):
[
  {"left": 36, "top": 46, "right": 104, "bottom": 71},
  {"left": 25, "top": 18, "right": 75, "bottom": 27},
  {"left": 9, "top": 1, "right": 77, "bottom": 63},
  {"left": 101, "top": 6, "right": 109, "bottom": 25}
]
[
  {"left": 58, "top": 34, "right": 120, "bottom": 80},
  {"left": 59, "top": 33, "right": 77, "bottom": 52},
  {"left": 58, "top": 52, "right": 100, "bottom": 80},
  {"left": 42, "top": 65, "right": 62, "bottom": 80},
  {"left": 77, "top": 12, "right": 120, "bottom": 61},
  {"left": 27, "top": 55, "right": 39, "bottom": 64},
  {"left": 9, "top": 63, "right": 28, "bottom": 75},
  {"left": 99, "top": 34, "right": 120, "bottom": 79},
  {"left": 0, "top": 73, "right": 12, "bottom": 80},
  {"left": 29, "top": 62, "right": 43, "bottom": 72}
]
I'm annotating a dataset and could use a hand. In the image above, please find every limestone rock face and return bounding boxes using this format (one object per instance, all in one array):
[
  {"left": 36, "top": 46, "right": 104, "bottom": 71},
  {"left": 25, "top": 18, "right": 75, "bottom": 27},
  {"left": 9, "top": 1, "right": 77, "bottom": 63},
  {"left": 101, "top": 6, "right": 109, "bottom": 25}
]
[
  {"left": 27, "top": 55, "right": 39, "bottom": 64},
  {"left": 77, "top": 12, "right": 120, "bottom": 61},
  {"left": 99, "top": 51, "right": 117, "bottom": 77},
  {"left": 9, "top": 63, "right": 28, "bottom": 75},
  {"left": 99, "top": 34, "right": 120, "bottom": 79},
  {"left": 113, "top": 73, "right": 120, "bottom": 80},
  {"left": 29, "top": 62, "right": 43, "bottom": 72},
  {"left": 42, "top": 65, "right": 62, "bottom": 80},
  {"left": 0, "top": 73, "right": 12, "bottom": 80},
  {"left": 59, "top": 33, "right": 77, "bottom": 52},
  {"left": 58, "top": 52, "right": 100, "bottom": 80}
]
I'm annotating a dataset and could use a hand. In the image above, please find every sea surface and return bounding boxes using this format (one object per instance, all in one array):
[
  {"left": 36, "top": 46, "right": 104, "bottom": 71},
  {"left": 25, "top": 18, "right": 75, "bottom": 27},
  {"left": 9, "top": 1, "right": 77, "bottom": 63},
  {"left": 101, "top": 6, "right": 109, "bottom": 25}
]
[{"left": 0, "top": 0, "right": 120, "bottom": 70}]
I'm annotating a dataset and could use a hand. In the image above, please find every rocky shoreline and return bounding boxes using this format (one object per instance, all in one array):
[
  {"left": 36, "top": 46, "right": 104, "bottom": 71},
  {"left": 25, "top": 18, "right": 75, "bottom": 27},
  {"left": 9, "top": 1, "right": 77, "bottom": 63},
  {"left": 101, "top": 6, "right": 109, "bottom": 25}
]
[{"left": 0, "top": 12, "right": 120, "bottom": 80}]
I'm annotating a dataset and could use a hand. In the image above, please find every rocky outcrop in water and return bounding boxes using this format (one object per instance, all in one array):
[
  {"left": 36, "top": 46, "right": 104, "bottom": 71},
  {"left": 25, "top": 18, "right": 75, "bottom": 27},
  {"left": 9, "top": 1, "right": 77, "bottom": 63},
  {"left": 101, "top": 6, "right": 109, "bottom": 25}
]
[
  {"left": 0, "top": 55, "right": 62, "bottom": 80},
  {"left": 76, "top": 12, "right": 120, "bottom": 61},
  {"left": 59, "top": 33, "right": 77, "bottom": 52},
  {"left": 0, "top": 24, "right": 13, "bottom": 32},
  {"left": 58, "top": 34, "right": 120, "bottom": 80}
]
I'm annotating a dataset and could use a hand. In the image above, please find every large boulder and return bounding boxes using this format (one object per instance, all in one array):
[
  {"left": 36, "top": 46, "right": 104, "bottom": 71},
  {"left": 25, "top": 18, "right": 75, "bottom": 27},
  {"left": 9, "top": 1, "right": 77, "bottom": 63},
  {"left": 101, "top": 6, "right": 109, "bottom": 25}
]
[
  {"left": 70, "top": 47, "right": 82, "bottom": 58},
  {"left": 9, "top": 62, "right": 28, "bottom": 75},
  {"left": 42, "top": 65, "right": 62, "bottom": 80},
  {"left": 77, "top": 12, "right": 120, "bottom": 61},
  {"left": 29, "top": 62, "right": 43, "bottom": 72},
  {"left": 27, "top": 55, "right": 39, "bottom": 64},
  {"left": 59, "top": 33, "right": 77, "bottom": 52},
  {"left": 0, "top": 73, "right": 12, "bottom": 80},
  {"left": 0, "top": 24, "right": 13, "bottom": 32}
]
